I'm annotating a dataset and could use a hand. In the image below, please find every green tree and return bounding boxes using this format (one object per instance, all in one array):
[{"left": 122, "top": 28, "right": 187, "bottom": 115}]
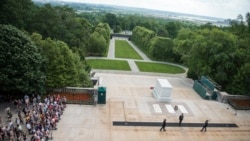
[
  {"left": 30, "top": 4, "right": 93, "bottom": 59},
  {"left": 149, "top": 37, "right": 174, "bottom": 61},
  {"left": 87, "top": 31, "right": 107, "bottom": 55},
  {"left": 165, "top": 21, "right": 181, "bottom": 38},
  {"left": 103, "top": 13, "right": 118, "bottom": 29},
  {"left": 31, "top": 33, "right": 92, "bottom": 89},
  {"left": 113, "top": 25, "right": 122, "bottom": 33},
  {"left": 31, "top": 4, "right": 58, "bottom": 37},
  {"left": 0, "top": 25, "right": 45, "bottom": 95},
  {"left": 94, "top": 23, "right": 111, "bottom": 45},
  {"left": 157, "top": 28, "right": 169, "bottom": 37},
  {"left": 186, "top": 28, "right": 237, "bottom": 85},
  {"left": 86, "top": 23, "right": 110, "bottom": 56},
  {"left": 246, "top": 12, "right": 250, "bottom": 32},
  {"left": 0, "top": 0, "right": 36, "bottom": 29},
  {"left": 131, "top": 26, "right": 156, "bottom": 52},
  {"left": 227, "top": 34, "right": 250, "bottom": 95},
  {"left": 173, "top": 28, "right": 195, "bottom": 63},
  {"left": 228, "top": 50, "right": 250, "bottom": 95}
]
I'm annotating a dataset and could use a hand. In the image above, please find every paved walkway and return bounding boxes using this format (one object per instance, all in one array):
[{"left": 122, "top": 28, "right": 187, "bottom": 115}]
[
  {"left": 2, "top": 38, "right": 249, "bottom": 141},
  {"left": 86, "top": 37, "right": 188, "bottom": 75},
  {"left": 127, "top": 60, "right": 140, "bottom": 72},
  {"left": 51, "top": 73, "right": 250, "bottom": 141},
  {"left": 107, "top": 38, "right": 115, "bottom": 59},
  {"left": 66, "top": 37, "right": 250, "bottom": 141},
  {"left": 126, "top": 40, "right": 151, "bottom": 61}
]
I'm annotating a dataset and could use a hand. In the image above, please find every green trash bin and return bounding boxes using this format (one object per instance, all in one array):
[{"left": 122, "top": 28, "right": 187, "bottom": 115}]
[{"left": 98, "top": 87, "right": 106, "bottom": 104}]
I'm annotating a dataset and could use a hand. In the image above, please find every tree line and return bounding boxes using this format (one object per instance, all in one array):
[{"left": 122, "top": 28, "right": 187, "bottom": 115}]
[
  {"left": 0, "top": 0, "right": 249, "bottom": 96},
  {"left": 130, "top": 16, "right": 250, "bottom": 96},
  {"left": 0, "top": 0, "right": 110, "bottom": 96}
]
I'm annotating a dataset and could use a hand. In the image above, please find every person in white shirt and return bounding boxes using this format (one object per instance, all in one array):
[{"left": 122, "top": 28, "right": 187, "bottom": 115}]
[{"left": 26, "top": 122, "right": 32, "bottom": 134}]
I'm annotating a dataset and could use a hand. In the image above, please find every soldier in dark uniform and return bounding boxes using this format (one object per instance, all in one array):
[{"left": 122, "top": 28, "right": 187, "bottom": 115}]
[
  {"left": 200, "top": 120, "right": 209, "bottom": 132},
  {"left": 179, "top": 113, "right": 184, "bottom": 126},
  {"left": 160, "top": 119, "right": 166, "bottom": 131}
]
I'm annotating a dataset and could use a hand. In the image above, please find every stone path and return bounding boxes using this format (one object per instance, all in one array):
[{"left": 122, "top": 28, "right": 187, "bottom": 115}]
[
  {"left": 86, "top": 37, "right": 188, "bottom": 75},
  {"left": 51, "top": 73, "right": 250, "bottom": 141},
  {"left": 2, "top": 37, "right": 249, "bottom": 141}
]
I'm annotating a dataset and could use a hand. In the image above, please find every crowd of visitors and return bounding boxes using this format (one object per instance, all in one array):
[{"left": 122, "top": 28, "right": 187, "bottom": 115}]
[{"left": 0, "top": 94, "right": 67, "bottom": 141}]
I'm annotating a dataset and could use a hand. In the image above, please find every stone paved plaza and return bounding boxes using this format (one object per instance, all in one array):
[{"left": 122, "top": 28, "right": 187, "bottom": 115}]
[
  {"left": 52, "top": 73, "right": 250, "bottom": 141},
  {"left": 1, "top": 38, "right": 247, "bottom": 141}
]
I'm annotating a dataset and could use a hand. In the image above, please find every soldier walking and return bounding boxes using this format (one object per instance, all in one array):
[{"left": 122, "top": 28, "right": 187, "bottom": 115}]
[
  {"left": 179, "top": 113, "right": 184, "bottom": 126},
  {"left": 200, "top": 120, "right": 209, "bottom": 132},
  {"left": 160, "top": 119, "right": 167, "bottom": 131}
]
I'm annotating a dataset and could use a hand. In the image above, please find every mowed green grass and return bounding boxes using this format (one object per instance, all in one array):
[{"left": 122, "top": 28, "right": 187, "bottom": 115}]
[
  {"left": 135, "top": 61, "right": 185, "bottom": 74},
  {"left": 115, "top": 40, "right": 143, "bottom": 60},
  {"left": 87, "top": 59, "right": 131, "bottom": 71}
]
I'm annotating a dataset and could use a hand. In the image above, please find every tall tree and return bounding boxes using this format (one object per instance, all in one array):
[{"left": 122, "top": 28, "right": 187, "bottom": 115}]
[
  {"left": 0, "top": 0, "right": 36, "bottom": 29},
  {"left": 31, "top": 33, "right": 92, "bottom": 88},
  {"left": 87, "top": 31, "right": 107, "bottom": 55},
  {"left": 186, "top": 28, "right": 237, "bottom": 85},
  {"left": 173, "top": 28, "right": 195, "bottom": 63},
  {"left": 30, "top": 4, "right": 93, "bottom": 59},
  {"left": 0, "top": 24, "right": 45, "bottom": 95},
  {"left": 165, "top": 21, "right": 181, "bottom": 38},
  {"left": 157, "top": 28, "right": 169, "bottom": 37},
  {"left": 149, "top": 37, "right": 174, "bottom": 61},
  {"left": 103, "top": 13, "right": 118, "bottom": 29},
  {"left": 131, "top": 26, "right": 156, "bottom": 52},
  {"left": 246, "top": 12, "right": 250, "bottom": 32}
]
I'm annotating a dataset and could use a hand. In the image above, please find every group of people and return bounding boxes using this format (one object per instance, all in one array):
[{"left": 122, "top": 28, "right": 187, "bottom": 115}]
[
  {"left": 0, "top": 94, "right": 67, "bottom": 141},
  {"left": 160, "top": 113, "right": 184, "bottom": 132},
  {"left": 160, "top": 113, "right": 209, "bottom": 132}
]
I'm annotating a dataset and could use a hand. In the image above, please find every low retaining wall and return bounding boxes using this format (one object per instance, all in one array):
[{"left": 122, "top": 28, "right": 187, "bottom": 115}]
[{"left": 49, "top": 87, "right": 97, "bottom": 105}]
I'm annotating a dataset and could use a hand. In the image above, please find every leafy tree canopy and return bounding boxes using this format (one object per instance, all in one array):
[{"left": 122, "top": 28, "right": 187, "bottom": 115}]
[
  {"left": 0, "top": 24, "right": 45, "bottom": 95},
  {"left": 31, "top": 33, "right": 92, "bottom": 89}
]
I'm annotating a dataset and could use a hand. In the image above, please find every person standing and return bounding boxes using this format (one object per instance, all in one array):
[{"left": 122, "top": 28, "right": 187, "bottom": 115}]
[
  {"left": 94, "top": 93, "right": 98, "bottom": 106},
  {"left": 24, "top": 94, "right": 29, "bottom": 107},
  {"left": 179, "top": 113, "right": 184, "bottom": 126},
  {"left": 160, "top": 119, "right": 166, "bottom": 131},
  {"left": 174, "top": 105, "right": 178, "bottom": 111},
  {"left": 200, "top": 120, "right": 209, "bottom": 132}
]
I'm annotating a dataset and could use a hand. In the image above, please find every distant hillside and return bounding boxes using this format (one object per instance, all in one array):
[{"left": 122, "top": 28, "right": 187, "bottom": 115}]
[{"left": 32, "top": 0, "right": 230, "bottom": 26}]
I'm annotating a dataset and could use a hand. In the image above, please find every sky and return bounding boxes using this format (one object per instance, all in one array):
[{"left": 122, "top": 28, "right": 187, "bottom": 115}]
[{"left": 57, "top": 0, "right": 250, "bottom": 19}]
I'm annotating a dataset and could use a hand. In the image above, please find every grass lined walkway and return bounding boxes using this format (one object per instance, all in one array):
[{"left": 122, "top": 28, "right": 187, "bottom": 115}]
[
  {"left": 135, "top": 61, "right": 185, "bottom": 74},
  {"left": 86, "top": 59, "right": 185, "bottom": 74},
  {"left": 86, "top": 39, "right": 186, "bottom": 74},
  {"left": 87, "top": 59, "right": 131, "bottom": 71},
  {"left": 115, "top": 40, "right": 143, "bottom": 60}
]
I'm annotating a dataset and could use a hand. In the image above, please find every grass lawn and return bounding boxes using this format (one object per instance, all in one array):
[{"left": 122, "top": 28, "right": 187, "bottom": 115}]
[
  {"left": 115, "top": 40, "right": 143, "bottom": 60},
  {"left": 87, "top": 59, "right": 131, "bottom": 71},
  {"left": 135, "top": 61, "right": 185, "bottom": 74}
]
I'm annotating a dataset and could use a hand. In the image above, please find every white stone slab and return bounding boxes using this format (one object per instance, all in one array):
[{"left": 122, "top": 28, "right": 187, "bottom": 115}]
[
  {"left": 165, "top": 104, "right": 175, "bottom": 113},
  {"left": 178, "top": 105, "right": 188, "bottom": 113},
  {"left": 153, "top": 104, "right": 162, "bottom": 113}
]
